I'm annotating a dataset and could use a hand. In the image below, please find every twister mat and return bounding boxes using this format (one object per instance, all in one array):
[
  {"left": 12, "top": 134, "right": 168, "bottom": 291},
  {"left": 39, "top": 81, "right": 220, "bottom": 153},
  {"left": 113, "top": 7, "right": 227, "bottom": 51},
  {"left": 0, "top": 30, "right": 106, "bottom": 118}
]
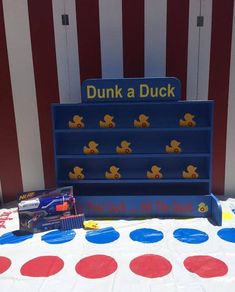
[{"left": 1, "top": 199, "right": 235, "bottom": 292}]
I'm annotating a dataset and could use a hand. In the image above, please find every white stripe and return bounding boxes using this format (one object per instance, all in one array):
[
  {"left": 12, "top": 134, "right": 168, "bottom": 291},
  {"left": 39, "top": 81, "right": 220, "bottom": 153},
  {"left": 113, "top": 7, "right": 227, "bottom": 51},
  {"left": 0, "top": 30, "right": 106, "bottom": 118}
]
[
  {"left": 187, "top": 0, "right": 200, "bottom": 100},
  {"left": 99, "top": 0, "right": 123, "bottom": 78},
  {"left": 3, "top": 0, "right": 44, "bottom": 192},
  {"left": 187, "top": 0, "right": 212, "bottom": 100},
  {"left": 52, "top": 0, "right": 70, "bottom": 103},
  {"left": 197, "top": 0, "right": 212, "bottom": 100},
  {"left": 64, "top": 0, "right": 81, "bottom": 102},
  {"left": 144, "top": 0, "right": 167, "bottom": 77},
  {"left": 225, "top": 3, "right": 235, "bottom": 196}
]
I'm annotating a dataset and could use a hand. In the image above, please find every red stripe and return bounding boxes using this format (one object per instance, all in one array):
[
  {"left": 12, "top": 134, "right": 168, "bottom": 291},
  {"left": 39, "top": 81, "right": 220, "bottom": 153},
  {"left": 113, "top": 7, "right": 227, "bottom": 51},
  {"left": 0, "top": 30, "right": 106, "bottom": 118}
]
[
  {"left": 208, "top": 0, "right": 234, "bottom": 195},
  {"left": 122, "top": 0, "right": 144, "bottom": 77},
  {"left": 28, "top": 0, "right": 60, "bottom": 188},
  {"left": 166, "top": 0, "right": 189, "bottom": 99},
  {"left": 75, "top": 0, "right": 102, "bottom": 83},
  {"left": 0, "top": 0, "right": 23, "bottom": 202}
]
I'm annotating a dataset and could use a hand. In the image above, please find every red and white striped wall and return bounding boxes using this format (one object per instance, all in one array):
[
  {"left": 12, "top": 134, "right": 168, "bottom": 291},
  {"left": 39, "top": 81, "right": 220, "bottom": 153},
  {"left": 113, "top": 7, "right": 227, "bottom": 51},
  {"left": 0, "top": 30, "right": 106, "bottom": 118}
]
[{"left": 0, "top": 0, "right": 235, "bottom": 203}]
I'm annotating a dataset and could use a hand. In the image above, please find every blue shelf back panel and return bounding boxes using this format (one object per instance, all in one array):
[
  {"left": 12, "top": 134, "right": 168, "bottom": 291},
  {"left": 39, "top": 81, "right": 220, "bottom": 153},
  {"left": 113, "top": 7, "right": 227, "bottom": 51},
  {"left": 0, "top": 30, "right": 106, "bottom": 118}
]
[
  {"left": 59, "top": 180, "right": 210, "bottom": 196},
  {"left": 53, "top": 101, "right": 213, "bottom": 129},
  {"left": 55, "top": 129, "right": 211, "bottom": 155},
  {"left": 52, "top": 98, "right": 214, "bottom": 206},
  {"left": 57, "top": 155, "right": 210, "bottom": 180}
]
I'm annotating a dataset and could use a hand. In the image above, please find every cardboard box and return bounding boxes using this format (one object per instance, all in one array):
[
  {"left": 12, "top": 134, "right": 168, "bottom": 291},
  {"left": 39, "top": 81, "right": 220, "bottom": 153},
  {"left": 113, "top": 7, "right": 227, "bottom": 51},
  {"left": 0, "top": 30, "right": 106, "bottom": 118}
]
[{"left": 17, "top": 186, "right": 75, "bottom": 233}]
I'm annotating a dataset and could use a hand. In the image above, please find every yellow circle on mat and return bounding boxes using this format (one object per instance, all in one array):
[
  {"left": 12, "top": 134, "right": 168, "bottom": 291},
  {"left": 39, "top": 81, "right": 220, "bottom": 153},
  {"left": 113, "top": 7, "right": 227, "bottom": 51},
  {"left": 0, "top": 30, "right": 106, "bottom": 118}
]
[{"left": 222, "top": 211, "right": 234, "bottom": 221}]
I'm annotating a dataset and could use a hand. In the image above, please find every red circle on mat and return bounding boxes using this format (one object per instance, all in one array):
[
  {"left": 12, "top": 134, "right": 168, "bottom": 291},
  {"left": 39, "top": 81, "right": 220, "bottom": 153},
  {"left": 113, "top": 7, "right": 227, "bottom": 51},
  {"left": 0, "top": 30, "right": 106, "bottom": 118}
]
[
  {"left": 75, "top": 255, "right": 117, "bottom": 279},
  {"left": 20, "top": 256, "right": 64, "bottom": 277},
  {"left": 184, "top": 255, "right": 228, "bottom": 278},
  {"left": 130, "top": 254, "right": 172, "bottom": 278},
  {"left": 0, "top": 256, "right": 11, "bottom": 274}
]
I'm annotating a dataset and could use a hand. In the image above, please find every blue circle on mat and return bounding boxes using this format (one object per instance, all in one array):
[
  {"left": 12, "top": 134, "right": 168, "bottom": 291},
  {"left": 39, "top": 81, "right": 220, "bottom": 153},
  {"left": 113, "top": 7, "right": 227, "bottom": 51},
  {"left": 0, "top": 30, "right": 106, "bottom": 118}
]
[
  {"left": 173, "top": 228, "right": 209, "bottom": 244},
  {"left": 85, "top": 227, "right": 120, "bottom": 244},
  {"left": 217, "top": 228, "right": 235, "bottom": 243},
  {"left": 41, "top": 230, "right": 76, "bottom": 244},
  {"left": 0, "top": 231, "right": 33, "bottom": 245},
  {"left": 130, "top": 228, "right": 163, "bottom": 243}
]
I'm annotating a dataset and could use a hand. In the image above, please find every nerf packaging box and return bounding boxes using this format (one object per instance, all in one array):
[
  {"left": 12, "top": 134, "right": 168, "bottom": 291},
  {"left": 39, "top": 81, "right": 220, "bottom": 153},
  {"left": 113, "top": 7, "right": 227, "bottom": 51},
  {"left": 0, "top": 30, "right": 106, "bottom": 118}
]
[{"left": 17, "top": 186, "right": 76, "bottom": 233}]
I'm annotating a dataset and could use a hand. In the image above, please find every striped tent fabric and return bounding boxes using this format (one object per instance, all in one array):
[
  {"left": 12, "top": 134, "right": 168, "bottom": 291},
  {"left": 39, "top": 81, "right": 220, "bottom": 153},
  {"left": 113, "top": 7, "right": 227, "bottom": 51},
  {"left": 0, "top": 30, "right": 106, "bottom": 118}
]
[{"left": 0, "top": 0, "right": 235, "bottom": 203}]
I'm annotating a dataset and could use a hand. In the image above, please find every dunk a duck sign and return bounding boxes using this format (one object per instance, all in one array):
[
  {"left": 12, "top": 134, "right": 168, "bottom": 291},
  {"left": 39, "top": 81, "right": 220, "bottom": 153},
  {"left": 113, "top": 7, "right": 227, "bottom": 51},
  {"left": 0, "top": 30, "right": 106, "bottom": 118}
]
[{"left": 82, "top": 77, "right": 181, "bottom": 102}]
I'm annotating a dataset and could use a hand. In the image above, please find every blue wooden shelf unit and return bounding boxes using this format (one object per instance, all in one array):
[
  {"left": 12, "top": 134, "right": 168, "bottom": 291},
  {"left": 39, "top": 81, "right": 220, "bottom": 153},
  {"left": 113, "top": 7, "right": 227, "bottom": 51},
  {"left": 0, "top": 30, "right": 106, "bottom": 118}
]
[{"left": 52, "top": 78, "right": 222, "bottom": 225}]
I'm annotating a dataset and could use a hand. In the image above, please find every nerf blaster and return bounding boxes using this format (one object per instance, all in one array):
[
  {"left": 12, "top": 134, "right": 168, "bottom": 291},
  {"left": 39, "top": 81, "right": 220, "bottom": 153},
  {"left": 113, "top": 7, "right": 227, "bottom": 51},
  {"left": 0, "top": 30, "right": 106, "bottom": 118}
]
[{"left": 18, "top": 194, "right": 75, "bottom": 217}]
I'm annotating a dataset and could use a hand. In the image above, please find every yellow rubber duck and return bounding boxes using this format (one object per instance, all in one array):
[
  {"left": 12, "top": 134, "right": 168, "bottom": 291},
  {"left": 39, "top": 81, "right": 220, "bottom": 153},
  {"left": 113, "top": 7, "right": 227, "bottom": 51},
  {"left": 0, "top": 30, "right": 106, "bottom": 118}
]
[
  {"left": 147, "top": 165, "right": 163, "bottom": 179},
  {"left": 105, "top": 166, "right": 121, "bottom": 179},
  {"left": 165, "top": 139, "right": 182, "bottom": 153},
  {"left": 83, "top": 141, "right": 99, "bottom": 154},
  {"left": 179, "top": 113, "right": 196, "bottom": 127},
  {"left": 68, "top": 166, "right": 85, "bottom": 180},
  {"left": 182, "top": 165, "right": 199, "bottom": 179},
  {"left": 68, "top": 115, "right": 85, "bottom": 128},
  {"left": 198, "top": 202, "right": 208, "bottom": 213},
  {"left": 99, "top": 114, "right": 116, "bottom": 128},
  {"left": 134, "top": 114, "right": 150, "bottom": 128},
  {"left": 83, "top": 220, "right": 100, "bottom": 230},
  {"left": 116, "top": 140, "right": 132, "bottom": 154}
]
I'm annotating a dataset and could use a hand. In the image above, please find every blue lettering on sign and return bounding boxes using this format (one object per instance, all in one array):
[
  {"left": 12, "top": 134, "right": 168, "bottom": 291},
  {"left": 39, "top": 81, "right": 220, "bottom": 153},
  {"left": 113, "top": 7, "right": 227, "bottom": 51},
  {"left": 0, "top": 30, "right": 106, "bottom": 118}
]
[{"left": 82, "top": 77, "right": 181, "bottom": 103}]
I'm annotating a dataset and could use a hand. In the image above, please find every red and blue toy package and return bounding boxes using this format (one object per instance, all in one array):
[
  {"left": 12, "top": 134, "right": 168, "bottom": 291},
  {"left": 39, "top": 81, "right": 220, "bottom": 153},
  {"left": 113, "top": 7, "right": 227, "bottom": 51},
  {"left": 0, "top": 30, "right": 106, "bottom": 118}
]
[{"left": 17, "top": 186, "right": 77, "bottom": 233}]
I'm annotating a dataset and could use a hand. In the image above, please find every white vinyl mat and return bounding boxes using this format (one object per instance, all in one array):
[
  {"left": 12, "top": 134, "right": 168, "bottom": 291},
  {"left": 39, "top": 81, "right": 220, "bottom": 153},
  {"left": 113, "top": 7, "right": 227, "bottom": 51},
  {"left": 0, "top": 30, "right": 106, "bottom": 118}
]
[{"left": 1, "top": 199, "right": 235, "bottom": 292}]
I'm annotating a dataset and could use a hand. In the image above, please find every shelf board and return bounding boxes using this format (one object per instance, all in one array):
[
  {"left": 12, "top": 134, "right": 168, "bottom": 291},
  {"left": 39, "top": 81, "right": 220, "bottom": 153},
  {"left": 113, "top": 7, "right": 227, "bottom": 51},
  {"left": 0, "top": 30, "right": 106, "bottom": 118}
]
[
  {"left": 55, "top": 127, "right": 212, "bottom": 133},
  {"left": 58, "top": 179, "right": 209, "bottom": 184},
  {"left": 53, "top": 100, "right": 214, "bottom": 107},
  {"left": 56, "top": 153, "right": 211, "bottom": 159}
]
